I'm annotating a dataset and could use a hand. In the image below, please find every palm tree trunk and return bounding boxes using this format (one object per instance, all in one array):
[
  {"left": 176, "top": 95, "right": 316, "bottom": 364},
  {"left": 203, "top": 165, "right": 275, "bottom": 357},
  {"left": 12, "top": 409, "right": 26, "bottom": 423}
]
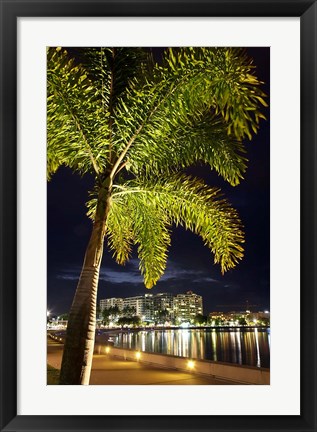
[{"left": 59, "top": 186, "right": 110, "bottom": 385}]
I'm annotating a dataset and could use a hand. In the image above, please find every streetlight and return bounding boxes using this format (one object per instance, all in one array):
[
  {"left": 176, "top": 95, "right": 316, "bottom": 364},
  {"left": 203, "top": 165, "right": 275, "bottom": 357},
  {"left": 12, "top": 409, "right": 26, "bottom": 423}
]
[{"left": 187, "top": 360, "right": 195, "bottom": 370}]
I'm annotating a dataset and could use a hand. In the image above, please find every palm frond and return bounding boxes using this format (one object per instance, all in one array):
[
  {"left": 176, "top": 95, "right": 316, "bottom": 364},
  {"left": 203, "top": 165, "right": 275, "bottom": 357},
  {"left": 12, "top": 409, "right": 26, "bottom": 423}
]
[
  {"left": 128, "top": 114, "right": 248, "bottom": 186},
  {"left": 105, "top": 199, "right": 135, "bottom": 265},
  {"left": 111, "top": 176, "right": 244, "bottom": 275},
  {"left": 103, "top": 190, "right": 171, "bottom": 288},
  {"left": 87, "top": 173, "right": 244, "bottom": 287},
  {"left": 47, "top": 47, "right": 110, "bottom": 178},
  {"left": 110, "top": 47, "right": 266, "bottom": 183},
  {"left": 78, "top": 47, "right": 153, "bottom": 110},
  {"left": 126, "top": 196, "right": 171, "bottom": 289}
]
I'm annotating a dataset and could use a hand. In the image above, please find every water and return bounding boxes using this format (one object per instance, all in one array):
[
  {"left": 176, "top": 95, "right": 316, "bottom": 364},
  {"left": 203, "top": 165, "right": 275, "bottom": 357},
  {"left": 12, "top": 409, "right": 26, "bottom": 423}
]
[{"left": 113, "top": 328, "right": 270, "bottom": 368}]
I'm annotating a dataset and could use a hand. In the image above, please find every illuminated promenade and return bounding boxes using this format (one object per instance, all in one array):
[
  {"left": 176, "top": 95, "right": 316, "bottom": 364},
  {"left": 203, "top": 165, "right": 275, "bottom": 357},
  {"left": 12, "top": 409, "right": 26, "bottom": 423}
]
[{"left": 47, "top": 337, "right": 239, "bottom": 385}]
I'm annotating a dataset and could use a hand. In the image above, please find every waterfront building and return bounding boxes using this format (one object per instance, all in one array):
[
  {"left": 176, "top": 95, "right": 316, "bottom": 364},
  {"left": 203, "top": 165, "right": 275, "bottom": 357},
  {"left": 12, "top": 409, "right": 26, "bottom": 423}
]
[
  {"left": 99, "top": 291, "right": 203, "bottom": 323},
  {"left": 174, "top": 291, "right": 203, "bottom": 322},
  {"left": 100, "top": 297, "right": 123, "bottom": 312},
  {"left": 123, "top": 295, "right": 146, "bottom": 317},
  {"left": 154, "top": 293, "right": 175, "bottom": 320},
  {"left": 209, "top": 310, "right": 270, "bottom": 326},
  {"left": 143, "top": 294, "right": 154, "bottom": 321}
]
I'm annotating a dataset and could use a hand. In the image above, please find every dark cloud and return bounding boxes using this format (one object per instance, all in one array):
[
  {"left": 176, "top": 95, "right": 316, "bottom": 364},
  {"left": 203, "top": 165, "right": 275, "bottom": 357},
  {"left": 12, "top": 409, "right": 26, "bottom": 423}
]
[{"left": 57, "top": 258, "right": 220, "bottom": 286}]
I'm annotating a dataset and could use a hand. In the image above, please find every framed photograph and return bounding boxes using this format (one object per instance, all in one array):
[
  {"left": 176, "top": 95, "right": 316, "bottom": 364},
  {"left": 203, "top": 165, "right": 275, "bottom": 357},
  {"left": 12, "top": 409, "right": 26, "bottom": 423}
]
[{"left": 0, "top": 1, "right": 316, "bottom": 431}]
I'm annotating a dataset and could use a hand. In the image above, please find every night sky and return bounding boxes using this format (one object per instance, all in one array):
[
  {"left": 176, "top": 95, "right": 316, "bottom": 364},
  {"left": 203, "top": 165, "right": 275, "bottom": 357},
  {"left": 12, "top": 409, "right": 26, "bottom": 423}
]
[{"left": 47, "top": 47, "right": 270, "bottom": 316}]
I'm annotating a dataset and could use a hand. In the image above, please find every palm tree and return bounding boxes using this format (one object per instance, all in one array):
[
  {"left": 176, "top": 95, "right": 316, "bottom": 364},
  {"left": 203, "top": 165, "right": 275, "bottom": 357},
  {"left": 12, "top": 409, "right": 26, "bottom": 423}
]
[{"left": 47, "top": 47, "right": 267, "bottom": 384}]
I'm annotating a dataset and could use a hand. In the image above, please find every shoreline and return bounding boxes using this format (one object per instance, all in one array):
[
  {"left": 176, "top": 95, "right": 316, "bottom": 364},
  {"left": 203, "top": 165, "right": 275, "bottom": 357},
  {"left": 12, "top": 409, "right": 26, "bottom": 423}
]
[
  {"left": 49, "top": 324, "right": 270, "bottom": 332},
  {"left": 48, "top": 328, "right": 270, "bottom": 370}
]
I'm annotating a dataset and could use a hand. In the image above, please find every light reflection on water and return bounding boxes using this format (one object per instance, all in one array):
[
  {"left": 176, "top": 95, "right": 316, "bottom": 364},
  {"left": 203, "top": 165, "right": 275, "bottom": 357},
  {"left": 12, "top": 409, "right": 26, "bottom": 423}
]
[{"left": 114, "top": 329, "right": 270, "bottom": 368}]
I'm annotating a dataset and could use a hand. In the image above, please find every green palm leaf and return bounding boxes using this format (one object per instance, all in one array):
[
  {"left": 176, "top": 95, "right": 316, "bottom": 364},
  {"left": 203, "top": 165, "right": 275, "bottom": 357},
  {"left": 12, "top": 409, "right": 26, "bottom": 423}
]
[
  {"left": 87, "top": 174, "right": 244, "bottom": 288},
  {"left": 111, "top": 47, "right": 266, "bottom": 184},
  {"left": 128, "top": 114, "right": 248, "bottom": 186},
  {"left": 103, "top": 199, "right": 134, "bottom": 265},
  {"left": 47, "top": 47, "right": 110, "bottom": 177},
  {"left": 78, "top": 47, "right": 153, "bottom": 110}
]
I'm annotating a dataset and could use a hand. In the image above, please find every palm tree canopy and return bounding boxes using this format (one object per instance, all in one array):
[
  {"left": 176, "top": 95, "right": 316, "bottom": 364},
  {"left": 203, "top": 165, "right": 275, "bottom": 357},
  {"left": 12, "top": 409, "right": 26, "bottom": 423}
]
[{"left": 47, "top": 46, "right": 267, "bottom": 287}]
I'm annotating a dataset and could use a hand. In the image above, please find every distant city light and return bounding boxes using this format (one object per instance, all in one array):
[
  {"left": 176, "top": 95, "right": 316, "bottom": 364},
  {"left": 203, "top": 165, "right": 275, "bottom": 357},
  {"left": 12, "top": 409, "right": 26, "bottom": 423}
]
[
  {"left": 135, "top": 351, "right": 141, "bottom": 360},
  {"left": 47, "top": 310, "right": 51, "bottom": 317},
  {"left": 105, "top": 347, "right": 110, "bottom": 354}
]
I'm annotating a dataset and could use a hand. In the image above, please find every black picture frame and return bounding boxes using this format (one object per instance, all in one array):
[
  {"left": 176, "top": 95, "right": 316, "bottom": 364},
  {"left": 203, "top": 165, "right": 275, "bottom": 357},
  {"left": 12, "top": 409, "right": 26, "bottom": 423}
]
[{"left": 0, "top": 1, "right": 316, "bottom": 431}]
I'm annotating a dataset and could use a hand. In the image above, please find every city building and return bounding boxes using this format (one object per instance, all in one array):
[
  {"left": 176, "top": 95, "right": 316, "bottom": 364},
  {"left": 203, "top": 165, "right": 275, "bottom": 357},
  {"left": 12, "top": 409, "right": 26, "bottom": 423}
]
[
  {"left": 123, "top": 295, "right": 146, "bottom": 317},
  {"left": 98, "top": 294, "right": 269, "bottom": 327},
  {"left": 99, "top": 291, "right": 203, "bottom": 323},
  {"left": 100, "top": 297, "right": 123, "bottom": 312},
  {"left": 143, "top": 294, "right": 154, "bottom": 321},
  {"left": 209, "top": 310, "right": 270, "bottom": 326},
  {"left": 174, "top": 291, "right": 203, "bottom": 322},
  {"left": 154, "top": 293, "right": 175, "bottom": 320}
]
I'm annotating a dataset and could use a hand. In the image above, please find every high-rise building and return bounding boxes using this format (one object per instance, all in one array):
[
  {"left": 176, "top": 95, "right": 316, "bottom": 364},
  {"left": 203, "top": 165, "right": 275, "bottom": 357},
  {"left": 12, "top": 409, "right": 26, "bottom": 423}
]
[
  {"left": 174, "top": 291, "right": 203, "bottom": 322},
  {"left": 99, "top": 291, "right": 203, "bottom": 322},
  {"left": 123, "top": 296, "right": 146, "bottom": 317},
  {"left": 100, "top": 297, "right": 123, "bottom": 312},
  {"left": 143, "top": 294, "right": 154, "bottom": 321},
  {"left": 154, "top": 293, "right": 175, "bottom": 319}
]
